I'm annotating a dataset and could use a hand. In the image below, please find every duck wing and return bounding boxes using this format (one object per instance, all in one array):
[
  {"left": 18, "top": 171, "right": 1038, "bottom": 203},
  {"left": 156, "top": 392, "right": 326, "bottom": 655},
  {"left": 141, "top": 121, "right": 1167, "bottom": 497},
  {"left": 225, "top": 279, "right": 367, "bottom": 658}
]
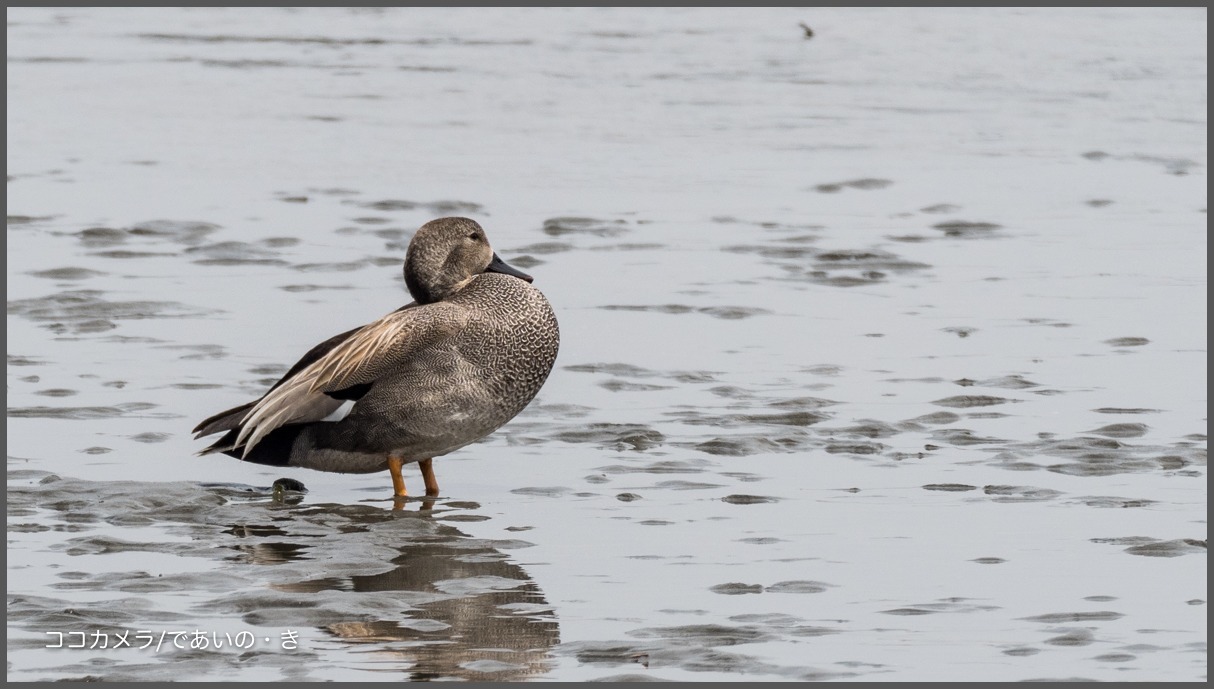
[
  {"left": 231, "top": 303, "right": 468, "bottom": 456},
  {"left": 192, "top": 325, "right": 364, "bottom": 439}
]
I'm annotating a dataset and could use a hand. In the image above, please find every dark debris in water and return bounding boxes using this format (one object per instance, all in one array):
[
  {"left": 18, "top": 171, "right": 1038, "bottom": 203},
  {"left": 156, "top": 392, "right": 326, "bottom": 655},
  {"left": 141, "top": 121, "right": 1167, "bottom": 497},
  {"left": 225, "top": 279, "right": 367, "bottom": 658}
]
[
  {"left": 928, "top": 428, "right": 1008, "bottom": 446},
  {"left": 559, "top": 638, "right": 855, "bottom": 681},
  {"left": 1092, "top": 407, "right": 1160, "bottom": 415},
  {"left": 672, "top": 409, "right": 827, "bottom": 429},
  {"left": 724, "top": 242, "right": 817, "bottom": 260},
  {"left": 599, "top": 379, "right": 673, "bottom": 392},
  {"left": 764, "top": 581, "right": 831, "bottom": 594},
  {"left": 8, "top": 354, "right": 46, "bottom": 367},
  {"left": 986, "top": 433, "right": 1204, "bottom": 478},
  {"left": 825, "top": 419, "right": 902, "bottom": 438},
  {"left": 880, "top": 599, "right": 1000, "bottom": 616},
  {"left": 968, "top": 374, "right": 1040, "bottom": 389},
  {"left": 8, "top": 289, "right": 220, "bottom": 333},
  {"left": 1086, "top": 423, "right": 1149, "bottom": 438},
  {"left": 691, "top": 433, "right": 812, "bottom": 457},
  {"left": 720, "top": 494, "right": 779, "bottom": 505},
  {"left": 1020, "top": 611, "right": 1124, "bottom": 623},
  {"left": 823, "top": 442, "right": 884, "bottom": 455},
  {"left": 912, "top": 411, "right": 962, "bottom": 425},
  {"left": 185, "top": 241, "right": 288, "bottom": 266},
  {"left": 597, "top": 459, "right": 714, "bottom": 475},
  {"left": 280, "top": 283, "right": 356, "bottom": 293},
  {"left": 804, "top": 273, "right": 895, "bottom": 288},
  {"left": 943, "top": 326, "right": 977, "bottom": 338},
  {"left": 932, "top": 395, "right": 1015, "bottom": 408},
  {"left": 28, "top": 266, "right": 107, "bottom": 281},
  {"left": 982, "top": 485, "right": 1064, "bottom": 503},
  {"left": 798, "top": 249, "right": 932, "bottom": 288},
  {"left": 599, "top": 304, "right": 771, "bottom": 320},
  {"left": 630, "top": 622, "right": 772, "bottom": 644},
  {"left": 33, "top": 388, "right": 77, "bottom": 397},
  {"left": 552, "top": 423, "right": 665, "bottom": 451},
  {"left": 542, "top": 216, "right": 629, "bottom": 238},
  {"left": 923, "top": 483, "right": 978, "bottom": 492},
  {"left": 629, "top": 376, "right": 1204, "bottom": 482},
  {"left": 1080, "top": 150, "right": 1199, "bottom": 175},
  {"left": 510, "top": 486, "right": 574, "bottom": 498},
  {"left": 509, "top": 254, "right": 545, "bottom": 269},
  {"left": 343, "top": 197, "right": 485, "bottom": 216},
  {"left": 708, "top": 583, "right": 765, "bottom": 595},
  {"left": 512, "top": 240, "right": 575, "bottom": 255},
  {"left": 734, "top": 411, "right": 825, "bottom": 427},
  {"left": 8, "top": 214, "right": 58, "bottom": 226},
  {"left": 128, "top": 220, "right": 220, "bottom": 243},
  {"left": 813, "top": 177, "right": 893, "bottom": 193},
  {"left": 1043, "top": 628, "right": 1095, "bottom": 647},
  {"left": 292, "top": 259, "right": 373, "bottom": 273},
  {"left": 565, "top": 362, "right": 660, "bottom": 377},
  {"left": 1116, "top": 538, "right": 1206, "bottom": 558},
  {"left": 1104, "top": 336, "right": 1150, "bottom": 347},
  {"left": 932, "top": 220, "right": 1002, "bottom": 238},
  {"left": 565, "top": 362, "right": 721, "bottom": 385},
  {"left": 72, "top": 220, "right": 219, "bottom": 249},
  {"left": 7, "top": 402, "right": 159, "bottom": 420}
]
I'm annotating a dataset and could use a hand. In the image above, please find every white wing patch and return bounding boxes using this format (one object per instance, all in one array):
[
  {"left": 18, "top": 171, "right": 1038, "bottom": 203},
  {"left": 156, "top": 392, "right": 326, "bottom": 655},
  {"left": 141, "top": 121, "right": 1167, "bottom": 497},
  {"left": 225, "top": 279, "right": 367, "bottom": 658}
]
[{"left": 322, "top": 399, "right": 356, "bottom": 423}]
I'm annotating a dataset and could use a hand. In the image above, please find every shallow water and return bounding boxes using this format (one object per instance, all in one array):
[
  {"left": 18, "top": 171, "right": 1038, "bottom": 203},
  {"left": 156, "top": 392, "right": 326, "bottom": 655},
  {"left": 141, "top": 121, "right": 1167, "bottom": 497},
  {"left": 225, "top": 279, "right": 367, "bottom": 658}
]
[{"left": 6, "top": 7, "right": 1206, "bottom": 682}]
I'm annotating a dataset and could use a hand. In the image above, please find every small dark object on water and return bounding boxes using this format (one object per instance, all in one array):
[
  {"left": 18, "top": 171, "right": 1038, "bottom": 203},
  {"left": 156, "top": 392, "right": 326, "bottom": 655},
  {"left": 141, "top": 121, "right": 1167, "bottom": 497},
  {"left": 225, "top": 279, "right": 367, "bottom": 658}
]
[
  {"left": 799, "top": 22, "right": 814, "bottom": 39},
  {"left": 272, "top": 478, "right": 307, "bottom": 493},
  {"left": 272, "top": 477, "right": 306, "bottom": 503}
]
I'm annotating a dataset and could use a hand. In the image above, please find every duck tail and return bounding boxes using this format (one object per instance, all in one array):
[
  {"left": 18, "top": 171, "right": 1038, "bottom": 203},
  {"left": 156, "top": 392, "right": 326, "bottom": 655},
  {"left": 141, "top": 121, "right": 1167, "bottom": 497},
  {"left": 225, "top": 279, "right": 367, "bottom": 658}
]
[
  {"left": 193, "top": 401, "right": 255, "bottom": 438},
  {"left": 197, "top": 424, "right": 302, "bottom": 467},
  {"left": 196, "top": 428, "right": 242, "bottom": 457}
]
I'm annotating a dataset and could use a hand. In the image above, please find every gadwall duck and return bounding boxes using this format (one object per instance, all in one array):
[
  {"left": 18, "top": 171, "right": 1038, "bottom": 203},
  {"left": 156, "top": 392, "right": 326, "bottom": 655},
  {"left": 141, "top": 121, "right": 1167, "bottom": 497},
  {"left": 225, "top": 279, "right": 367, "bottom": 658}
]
[{"left": 193, "top": 217, "right": 560, "bottom": 499}]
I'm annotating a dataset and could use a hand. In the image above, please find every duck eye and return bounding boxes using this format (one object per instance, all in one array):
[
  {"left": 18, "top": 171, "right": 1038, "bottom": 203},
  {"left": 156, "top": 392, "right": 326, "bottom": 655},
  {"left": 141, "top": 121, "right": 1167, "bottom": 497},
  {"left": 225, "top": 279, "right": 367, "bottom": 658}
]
[{"left": 468, "top": 232, "right": 481, "bottom": 241}]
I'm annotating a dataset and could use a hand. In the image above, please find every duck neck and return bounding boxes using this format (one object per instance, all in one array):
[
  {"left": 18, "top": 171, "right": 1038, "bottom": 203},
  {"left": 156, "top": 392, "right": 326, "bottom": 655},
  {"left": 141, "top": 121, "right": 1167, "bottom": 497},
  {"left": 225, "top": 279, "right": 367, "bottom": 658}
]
[{"left": 405, "top": 261, "right": 473, "bottom": 304}]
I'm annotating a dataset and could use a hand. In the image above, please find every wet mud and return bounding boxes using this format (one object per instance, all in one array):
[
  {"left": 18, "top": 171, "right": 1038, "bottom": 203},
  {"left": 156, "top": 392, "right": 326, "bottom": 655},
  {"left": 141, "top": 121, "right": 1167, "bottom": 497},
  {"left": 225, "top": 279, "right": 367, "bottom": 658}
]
[{"left": 9, "top": 473, "right": 558, "bottom": 681}]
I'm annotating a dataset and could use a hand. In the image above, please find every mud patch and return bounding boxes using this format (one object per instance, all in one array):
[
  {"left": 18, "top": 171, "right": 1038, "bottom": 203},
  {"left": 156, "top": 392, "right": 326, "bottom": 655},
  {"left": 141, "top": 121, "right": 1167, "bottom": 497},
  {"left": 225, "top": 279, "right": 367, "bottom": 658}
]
[
  {"left": 813, "top": 178, "right": 893, "bottom": 193},
  {"left": 542, "top": 217, "right": 629, "bottom": 238},
  {"left": 186, "top": 241, "right": 289, "bottom": 266},
  {"left": 8, "top": 290, "right": 219, "bottom": 334},
  {"left": 7, "top": 472, "right": 559, "bottom": 681},
  {"left": 931, "top": 220, "right": 1002, "bottom": 238},
  {"left": 599, "top": 304, "right": 771, "bottom": 320}
]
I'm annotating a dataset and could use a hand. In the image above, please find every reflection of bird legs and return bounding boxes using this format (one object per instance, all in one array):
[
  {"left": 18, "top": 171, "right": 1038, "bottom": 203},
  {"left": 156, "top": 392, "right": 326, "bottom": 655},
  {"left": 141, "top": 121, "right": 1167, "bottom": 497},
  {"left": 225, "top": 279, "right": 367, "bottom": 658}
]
[
  {"left": 391, "top": 496, "right": 435, "bottom": 512},
  {"left": 389, "top": 456, "right": 439, "bottom": 511}
]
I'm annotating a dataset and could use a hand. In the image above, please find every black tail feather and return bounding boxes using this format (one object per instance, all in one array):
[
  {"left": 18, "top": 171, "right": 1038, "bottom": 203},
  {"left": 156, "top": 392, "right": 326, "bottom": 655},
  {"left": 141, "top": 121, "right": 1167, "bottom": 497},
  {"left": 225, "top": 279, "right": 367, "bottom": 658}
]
[
  {"left": 198, "top": 424, "right": 304, "bottom": 468},
  {"left": 193, "top": 400, "right": 256, "bottom": 438}
]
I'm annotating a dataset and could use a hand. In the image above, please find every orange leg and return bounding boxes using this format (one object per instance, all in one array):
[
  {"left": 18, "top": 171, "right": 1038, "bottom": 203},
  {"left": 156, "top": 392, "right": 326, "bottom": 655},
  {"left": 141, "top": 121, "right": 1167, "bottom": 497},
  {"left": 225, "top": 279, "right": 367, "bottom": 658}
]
[
  {"left": 419, "top": 458, "right": 439, "bottom": 496},
  {"left": 388, "top": 456, "right": 408, "bottom": 498}
]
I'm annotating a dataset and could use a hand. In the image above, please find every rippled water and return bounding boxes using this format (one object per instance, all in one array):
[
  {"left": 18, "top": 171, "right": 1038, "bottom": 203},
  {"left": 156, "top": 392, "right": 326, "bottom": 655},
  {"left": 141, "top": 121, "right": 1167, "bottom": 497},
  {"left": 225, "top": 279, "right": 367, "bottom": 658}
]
[{"left": 7, "top": 7, "right": 1206, "bottom": 682}]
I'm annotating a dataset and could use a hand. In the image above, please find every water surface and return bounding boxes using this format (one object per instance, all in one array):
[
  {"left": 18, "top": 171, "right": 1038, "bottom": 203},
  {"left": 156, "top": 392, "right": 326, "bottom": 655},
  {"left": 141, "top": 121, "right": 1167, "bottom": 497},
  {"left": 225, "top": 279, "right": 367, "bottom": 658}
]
[{"left": 7, "top": 7, "right": 1206, "bottom": 682}]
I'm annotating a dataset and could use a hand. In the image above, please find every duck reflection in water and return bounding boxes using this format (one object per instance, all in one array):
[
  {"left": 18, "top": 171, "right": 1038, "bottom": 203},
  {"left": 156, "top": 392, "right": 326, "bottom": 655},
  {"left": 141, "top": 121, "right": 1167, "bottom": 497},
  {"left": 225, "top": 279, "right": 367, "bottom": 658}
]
[{"left": 251, "top": 506, "right": 558, "bottom": 681}]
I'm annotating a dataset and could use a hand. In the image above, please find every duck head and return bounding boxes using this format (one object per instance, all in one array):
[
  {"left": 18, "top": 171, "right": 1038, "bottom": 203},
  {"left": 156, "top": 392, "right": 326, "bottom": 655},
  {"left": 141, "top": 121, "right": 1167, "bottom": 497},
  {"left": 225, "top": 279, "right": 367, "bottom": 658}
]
[{"left": 404, "top": 217, "right": 533, "bottom": 304}]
